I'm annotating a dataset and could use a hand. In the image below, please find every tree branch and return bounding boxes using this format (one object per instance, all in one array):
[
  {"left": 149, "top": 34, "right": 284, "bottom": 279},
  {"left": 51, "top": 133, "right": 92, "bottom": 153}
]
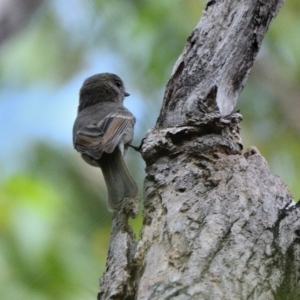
[{"left": 157, "top": 0, "right": 285, "bottom": 127}]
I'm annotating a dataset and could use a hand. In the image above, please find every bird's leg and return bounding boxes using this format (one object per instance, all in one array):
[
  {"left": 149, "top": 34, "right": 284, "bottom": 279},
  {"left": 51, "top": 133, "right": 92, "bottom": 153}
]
[
  {"left": 128, "top": 138, "right": 146, "bottom": 153},
  {"left": 128, "top": 144, "right": 141, "bottom": 152}
]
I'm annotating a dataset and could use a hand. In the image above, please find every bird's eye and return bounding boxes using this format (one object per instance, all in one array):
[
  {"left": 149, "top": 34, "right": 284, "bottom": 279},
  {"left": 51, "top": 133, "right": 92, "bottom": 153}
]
[{"left": 115, "top": 80, "right": 122, "bottom": 88}]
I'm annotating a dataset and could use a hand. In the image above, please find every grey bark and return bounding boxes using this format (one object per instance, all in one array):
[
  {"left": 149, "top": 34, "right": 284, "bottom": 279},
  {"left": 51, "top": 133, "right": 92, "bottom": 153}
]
[{"left": 99, "top": 0, "right": 300, "bottom": 299}]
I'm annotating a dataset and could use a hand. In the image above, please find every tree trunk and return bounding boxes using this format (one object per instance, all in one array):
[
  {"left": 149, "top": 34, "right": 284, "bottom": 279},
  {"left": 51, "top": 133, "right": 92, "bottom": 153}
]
[{"left": 99, "top": 1, "right": 300, "bottom": 299}]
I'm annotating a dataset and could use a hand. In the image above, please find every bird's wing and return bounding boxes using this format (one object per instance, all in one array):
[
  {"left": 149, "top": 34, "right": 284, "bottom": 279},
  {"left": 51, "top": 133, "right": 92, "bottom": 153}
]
[{"left": 74, "top": 108, "right": 135, "bottom": 160}]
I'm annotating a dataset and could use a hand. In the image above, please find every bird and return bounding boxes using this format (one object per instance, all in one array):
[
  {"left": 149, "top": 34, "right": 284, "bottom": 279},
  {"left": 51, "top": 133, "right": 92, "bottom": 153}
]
[{"left": 72, "top": 73, "right": 138, "bottom": 211}]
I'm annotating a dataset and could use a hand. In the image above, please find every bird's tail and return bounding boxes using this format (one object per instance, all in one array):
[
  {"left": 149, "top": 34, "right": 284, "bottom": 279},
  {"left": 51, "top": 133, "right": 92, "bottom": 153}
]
[{"left": 98, "top": 148, "right": 138, "bottom": 211}]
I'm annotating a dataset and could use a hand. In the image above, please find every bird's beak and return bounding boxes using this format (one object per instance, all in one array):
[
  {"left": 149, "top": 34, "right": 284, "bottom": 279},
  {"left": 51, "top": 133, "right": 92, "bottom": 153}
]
[{"left": 124, "top": 92, "right": 130, "bottom": 97}]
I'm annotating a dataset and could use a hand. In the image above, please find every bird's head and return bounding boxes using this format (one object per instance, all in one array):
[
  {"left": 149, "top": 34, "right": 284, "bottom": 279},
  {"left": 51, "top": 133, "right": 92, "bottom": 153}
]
[{"left": 78, "top": 73, "right": 130, "bottom": 112}]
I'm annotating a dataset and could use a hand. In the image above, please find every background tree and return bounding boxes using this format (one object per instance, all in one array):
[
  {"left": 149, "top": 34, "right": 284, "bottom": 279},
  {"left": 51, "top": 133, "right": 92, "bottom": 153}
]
[{"left": 0, "top": 1, "right": 299, "bottom": 299}]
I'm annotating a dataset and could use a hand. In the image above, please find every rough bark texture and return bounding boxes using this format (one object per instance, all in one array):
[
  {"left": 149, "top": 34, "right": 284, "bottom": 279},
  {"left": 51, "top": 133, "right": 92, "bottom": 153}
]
[
  {"left": 98, "top": 197, "right": 139, "bottom": 300},
  {"left": 99, "top": 0, "right": 300, "bottom": 299},
  {"left": 138, "top": 127, "right": 299, "bottom": 299},
  {"left": 157, "top": 0, "right": 285, "bottom": 127}
]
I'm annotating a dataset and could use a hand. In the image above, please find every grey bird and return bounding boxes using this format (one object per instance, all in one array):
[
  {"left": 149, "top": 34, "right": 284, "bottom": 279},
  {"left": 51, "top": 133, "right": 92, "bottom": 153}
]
[{"left": 73, "top": 73, "right": 138, "bottom": 211}]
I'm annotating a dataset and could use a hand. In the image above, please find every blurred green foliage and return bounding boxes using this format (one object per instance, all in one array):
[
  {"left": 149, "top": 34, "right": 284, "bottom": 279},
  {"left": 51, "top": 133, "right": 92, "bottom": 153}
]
[{"left": 0, "top": 0, "right": 299, "bottom": 299}]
